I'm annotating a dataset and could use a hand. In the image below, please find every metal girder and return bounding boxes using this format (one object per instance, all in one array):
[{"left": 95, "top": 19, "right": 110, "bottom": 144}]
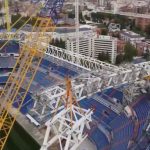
[
  {"left": 28, "top": 45, "right": 150, "bottom": 125},
  {"left": 40, "top": 105, "right": 93, "bottom": 150},
  {"left": 46, "top": 45, "right": 122, "bottom": 72},
  {"left": 38, "top": 46, "right": 150, "bottom": 150},
  {"left": 29, "top": 86, "right": 66, "bottom": 123},
  {"left": 46, "top": 46, "right": 150, "bottom": 91}
]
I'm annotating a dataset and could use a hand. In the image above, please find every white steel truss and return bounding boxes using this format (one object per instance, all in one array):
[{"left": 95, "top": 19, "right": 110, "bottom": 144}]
[
  {"left": 46, "top": 45, "right": 124, "bottom": 71},
  {"left": 40, "top": 105, "right": 93, "bottom": 150},
  {"left": 27, "top": 45, "right": 150, "bottom": 150},
  {"left": 46, "top": 45, "right": 150, "bottom": 94},
  {"left": 28, "top": 86, "right": 66, "bottom": 124},
  {"left": 46, "top": 45, "right": 150, "bottom": 75},
  {"left": 27, "top": 45, "right": 150, "bottom": 125}
]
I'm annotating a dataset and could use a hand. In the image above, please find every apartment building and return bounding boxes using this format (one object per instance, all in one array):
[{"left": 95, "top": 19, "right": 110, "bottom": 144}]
[
  {"left": 66, "top": 35, "right": 117, "bottom": 64},
  {"left": 120, "top": 30, "right": 145, "bottom": 44}
]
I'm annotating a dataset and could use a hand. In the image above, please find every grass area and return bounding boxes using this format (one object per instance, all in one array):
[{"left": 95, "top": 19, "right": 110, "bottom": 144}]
[{"left": 4, "top": 121, "right": 40, "bottom": 150}]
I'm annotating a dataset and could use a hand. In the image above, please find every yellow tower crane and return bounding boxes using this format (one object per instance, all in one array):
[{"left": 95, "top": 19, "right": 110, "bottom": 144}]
[
  {"left": 4, "top": 0, "right": 10, "bottom": 31},
  {"left": 0, "top": 17, "right": 55, "bottom": 150},
  {"left": 144, "top": 75, "right": 150, "bottom": 80},
  {"left": 0, "top": 2, "right": 57, "bottom": 149}
]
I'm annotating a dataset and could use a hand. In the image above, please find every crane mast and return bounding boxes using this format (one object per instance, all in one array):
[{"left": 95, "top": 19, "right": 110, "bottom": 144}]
[
  {"left": 0, "top": 0, "right": 65, "bottom": 148},
  {"left": 0, "top": 0, "right": 66, "bottom": 148},
  {"left": 0, "top": 17, "right": 55, "bottom": 150},
  {"left": 4, "top": 0, "right": 10, "bottom": 31}
]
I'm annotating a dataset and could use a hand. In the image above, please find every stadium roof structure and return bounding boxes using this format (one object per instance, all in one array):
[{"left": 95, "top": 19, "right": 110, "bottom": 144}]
[
  {"left": 55, "top": 27, "right": 92, "bottom": 34},
  {"left": 0, "top": 42, "right": 150, "bottom": 150}
]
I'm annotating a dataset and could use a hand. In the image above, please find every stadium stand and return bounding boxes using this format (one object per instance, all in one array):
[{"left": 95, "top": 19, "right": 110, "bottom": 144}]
[
  {"left": 21, "top": 55, "right": 89, "bottom": 124},
  {"left": 40, "top": 57, "right": 84, "bottom": 78},
  {"left": 103, "top": 88, "right": 124, "bottom": 103},
  {"left": 33, "top": 71, "right": 57, "bottom": 88},
  {"left": 0, "top": 76, "right": 8, "bottom": 84},
  {"left": 80, "top": 92, "right": 150, "bottom": 150},
  {"left": 89, "top": 127, "right": 110, "bottom": 150},
  {"left": 79, "top": 97, "right": 118, "bottom": 125},
  {"left": 132, "top": 95, "right": 150, "bottom": 140},
  {"left": 109, "top": 114, "right": 134, "bottom": 150},
  {"left": 0, "top": 40, "right": 19, "bottom": 57},
  {"left": 13, "top": 88, "right": 34, "bottom": 115},
  {"left": 0, "top": 56, "right": 16, "bottom": 68}
]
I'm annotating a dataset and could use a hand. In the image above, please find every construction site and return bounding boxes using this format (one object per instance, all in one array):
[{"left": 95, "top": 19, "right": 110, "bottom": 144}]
[{"left": 0, "top": 0, "right": 150, "bottom": 150}]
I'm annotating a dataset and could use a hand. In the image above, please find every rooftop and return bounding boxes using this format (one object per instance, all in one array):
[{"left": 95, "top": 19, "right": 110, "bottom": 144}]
[
  {"left": 121, "top": 30, "right": 144, "bottom": 38},
  {"left": 55, "top": 27, "right": 92, "bottom": 34}
]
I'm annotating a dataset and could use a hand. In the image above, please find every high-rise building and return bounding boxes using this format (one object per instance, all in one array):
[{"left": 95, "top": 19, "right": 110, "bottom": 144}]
[
  {"left": 93, "top": 35, "right": 117, "bottom": 64},
  {"left": 66, "top": 37, "right": 92, "bottom": 56},
  {"left": 66, "top": 35, "right": 117, "bottom": 64}
]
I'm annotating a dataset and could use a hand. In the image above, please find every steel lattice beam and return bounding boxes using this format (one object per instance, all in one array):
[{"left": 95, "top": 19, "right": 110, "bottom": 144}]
[
  {"left": 41, "top": 105, "right": 93, "bottom": 150},
  {"left": 29, "top": 45, "right": 150, "bottom": 126}
]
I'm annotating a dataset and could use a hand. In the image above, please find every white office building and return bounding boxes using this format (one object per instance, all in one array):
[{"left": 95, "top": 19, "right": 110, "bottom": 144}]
[{"left": 66, "top": 35, "right": 117, "bottom": 64}]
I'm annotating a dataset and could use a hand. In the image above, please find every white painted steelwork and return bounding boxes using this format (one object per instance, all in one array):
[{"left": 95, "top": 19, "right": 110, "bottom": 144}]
[
  {"left": 40, "top": 105, "right": 93, "bottom": 150},
  {"left": 30, "top": 45, "right": 150, "bottom": 122}
]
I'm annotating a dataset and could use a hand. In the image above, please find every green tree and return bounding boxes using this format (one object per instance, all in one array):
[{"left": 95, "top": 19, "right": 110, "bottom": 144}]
[
  {"left": 68, "top": 12, "right": 75, "bottom": 19},
  {"left": 59, "top": 38, "right": 65, "bottom": 49},
  {"left": 105, "top": 51, "right": 110, "bottom": 62},
  {"left": 91, "top": 12, "right": 97, "bottom": 22},
  {"left": 84, "top": 15, "right": 90, "bottom": 21},
  {"left": 124, "top": 43, "right": 137, "bottom": 62},
  {"left": 98, "top": 52, "right": 104, "bottom": 61},
  {"left": 143, "top": 48, "right": 150, "bottom": 61},
  {"left": 97, "top": 51, "right": 110, "bottom": 62},
  {"left": 68, "top": 12, "right": 85, "bottom": 23},
  {"left": 116, "top": 54, "right": 124, "bottom": 64},
  {"left": 0, "top": 2, "right": 2, "bottom": 10},
  {"left": 54, "top": 38, "right": 60, "bottom": 46},
  {"left": 28, "top": 17, "right": 37, "bottom": 26},
  {"left": 145, "top": 24, "right": 150, "bottom": 38},
  {"left": 50, "top": 38, "right": 65, "bottom": 49},
  {"left": 113, "top": 15, "right": 129, "bottom": 29},
  {"left": 79, "top": 12, "right": 85, "bottom": 24},
  {"left": 101, "top": 29, "right": 108, "bottom": 35}
]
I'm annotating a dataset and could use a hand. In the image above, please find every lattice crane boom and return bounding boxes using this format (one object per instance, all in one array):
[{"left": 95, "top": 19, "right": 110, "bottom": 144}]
[
  {"left": 0, "top": 17, "right": 54, "bottom": 150},
  {"left": 0, "top": 0, "right": 64, "bottom": 149},
  {"left": 4, "top": 0, "right": 10, "bottom": 31}
]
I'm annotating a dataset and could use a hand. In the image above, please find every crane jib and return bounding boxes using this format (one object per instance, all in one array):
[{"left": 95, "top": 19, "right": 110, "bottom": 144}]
[{"left": 0, "top": 0, "right": 65, "bottom": 149}]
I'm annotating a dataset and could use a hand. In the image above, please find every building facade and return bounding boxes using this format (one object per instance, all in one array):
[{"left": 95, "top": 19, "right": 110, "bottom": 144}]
[
  {"left": 66, "top": 35, "right": 117, "bottom": 64},
  {"left": 53, "top": 27, "right": 94, "bottom": 41},
  {"left": 135, "top": 17, "right": 150, "bottom": 30},
  {"left": 120, "top": 30, "right": 145, "bottom": 44}
]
